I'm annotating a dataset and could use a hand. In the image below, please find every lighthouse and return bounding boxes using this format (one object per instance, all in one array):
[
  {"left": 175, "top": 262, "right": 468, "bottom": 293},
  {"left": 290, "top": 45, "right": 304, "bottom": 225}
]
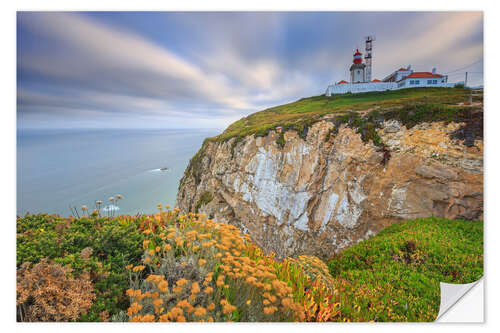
[{"left": 350, "top": 49, "right": 366, "bottom": 83}]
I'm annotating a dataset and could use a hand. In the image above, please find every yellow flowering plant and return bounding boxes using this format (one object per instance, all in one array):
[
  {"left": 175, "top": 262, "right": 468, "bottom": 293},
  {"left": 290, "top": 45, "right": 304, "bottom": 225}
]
[{"left": 124, "top": 208, "right": 314, "bottom": 322}]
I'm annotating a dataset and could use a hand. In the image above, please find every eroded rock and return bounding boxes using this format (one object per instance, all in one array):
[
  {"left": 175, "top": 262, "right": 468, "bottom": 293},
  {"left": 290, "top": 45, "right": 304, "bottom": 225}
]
[{"left": 177, "top": 119, "right": 483, "bottom": 258}]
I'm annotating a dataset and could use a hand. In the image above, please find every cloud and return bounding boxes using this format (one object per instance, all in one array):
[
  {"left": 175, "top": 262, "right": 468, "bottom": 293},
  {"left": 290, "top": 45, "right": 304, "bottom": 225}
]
[
  {"left": 17, "top": 12, "right": 484, "bottom": 129},
  {"left": 18, "top": 12, "right": 254, "bottom": 112}
]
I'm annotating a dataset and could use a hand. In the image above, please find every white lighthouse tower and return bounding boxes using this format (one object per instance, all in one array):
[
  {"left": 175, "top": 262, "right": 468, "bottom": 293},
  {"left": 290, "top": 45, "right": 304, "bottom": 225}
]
[{"left": 364, "top": 35, "right": 375, "bottom": 82}]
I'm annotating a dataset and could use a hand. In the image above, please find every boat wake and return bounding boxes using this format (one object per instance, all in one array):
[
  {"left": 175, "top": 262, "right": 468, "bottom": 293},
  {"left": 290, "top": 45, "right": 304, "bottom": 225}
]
[{"left": 149, "top": 168, "right": 171, "bottom": 172}]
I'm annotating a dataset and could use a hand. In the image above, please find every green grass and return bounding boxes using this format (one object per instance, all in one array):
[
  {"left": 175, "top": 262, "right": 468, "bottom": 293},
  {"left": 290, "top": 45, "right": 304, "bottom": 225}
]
[
  {"left": 327, "top": 217, "right": 483, "bottom": 322},
  {"left": 212, "top": 87, "right": 475, "bottom": 143}
]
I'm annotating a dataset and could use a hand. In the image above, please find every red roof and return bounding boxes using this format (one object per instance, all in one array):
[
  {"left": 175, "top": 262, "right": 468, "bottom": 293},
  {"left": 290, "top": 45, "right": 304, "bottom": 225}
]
[
  {"left": 354, "top": 49, "right": 362, "bottom": 56},
  {"left": 397, "top": 67, "right": 408, "bottom": 71},
  {"left": 336, "top": 80, "right": 348, "bottom": 85},
  {"left": 403, "top": 72, "right": 443, "bottom": 79},
  {"left": 371, "top": 79, "right": 381, "bottom": 82}
]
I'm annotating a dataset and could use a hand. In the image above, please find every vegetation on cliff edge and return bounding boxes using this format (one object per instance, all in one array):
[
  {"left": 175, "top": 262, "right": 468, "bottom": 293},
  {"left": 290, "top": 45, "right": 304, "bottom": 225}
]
[
  {"left": 180, "top": 87, "right": 482, "bottom": 185},
  {"left": 214, "top": 87, "right": 480, "bottom": 143},
  {"left": 327, "top": 217, "right": 483, "bottom": 321},
  {"left": 17, "top": 209, "right": 482, "bottom": 322}
]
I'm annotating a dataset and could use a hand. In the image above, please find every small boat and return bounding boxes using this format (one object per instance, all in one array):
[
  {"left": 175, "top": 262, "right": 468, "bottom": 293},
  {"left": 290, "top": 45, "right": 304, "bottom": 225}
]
[{"left": 160, "top": 167, "right": 169, "bottom": 171}]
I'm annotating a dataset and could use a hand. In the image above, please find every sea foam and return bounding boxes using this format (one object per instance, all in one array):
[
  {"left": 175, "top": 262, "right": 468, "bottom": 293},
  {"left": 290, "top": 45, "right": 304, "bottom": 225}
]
[{"left": 102, "top": 204, "right": 120, "bottom": 212}]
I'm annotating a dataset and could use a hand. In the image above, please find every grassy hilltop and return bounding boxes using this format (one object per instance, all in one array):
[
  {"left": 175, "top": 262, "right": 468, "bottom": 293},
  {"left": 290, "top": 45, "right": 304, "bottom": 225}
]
[
  {"left": 17, "top": 210, "right": 482, "bottom": 322},
  {"left": 183, "top": 87, "right": 482, "bottom": 186},
  {"left": 212, "top": 87, "right": 480, "bottom": 142}
]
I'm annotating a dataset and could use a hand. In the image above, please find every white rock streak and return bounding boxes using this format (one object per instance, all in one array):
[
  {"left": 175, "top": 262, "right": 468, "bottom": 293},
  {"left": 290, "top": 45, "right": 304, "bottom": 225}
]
[{"left": 237, "top": 146, "right": 312, "bottom": 230}]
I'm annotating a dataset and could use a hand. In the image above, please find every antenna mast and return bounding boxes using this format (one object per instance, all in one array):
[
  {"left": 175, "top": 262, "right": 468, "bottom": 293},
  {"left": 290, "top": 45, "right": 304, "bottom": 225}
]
[{"left": 364, "top": 35, "right": 375, "bottom": 82}]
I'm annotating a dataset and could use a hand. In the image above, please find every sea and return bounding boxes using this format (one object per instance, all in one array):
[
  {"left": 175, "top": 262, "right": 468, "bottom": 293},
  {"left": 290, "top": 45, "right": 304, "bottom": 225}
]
[{"left": 17, "top": 128, "right": 221, "bottom": 217}]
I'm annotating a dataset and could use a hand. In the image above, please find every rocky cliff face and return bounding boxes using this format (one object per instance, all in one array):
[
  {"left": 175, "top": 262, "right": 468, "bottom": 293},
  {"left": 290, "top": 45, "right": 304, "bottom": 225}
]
[{"left": 177, "top": 115, "right": 483, "bottom": 259}]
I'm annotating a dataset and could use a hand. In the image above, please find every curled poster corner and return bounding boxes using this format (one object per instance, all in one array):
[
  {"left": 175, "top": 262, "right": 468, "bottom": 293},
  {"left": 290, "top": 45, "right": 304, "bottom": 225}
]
[{"left": 435, "top": 278, "right": 484, "bottom": 322}]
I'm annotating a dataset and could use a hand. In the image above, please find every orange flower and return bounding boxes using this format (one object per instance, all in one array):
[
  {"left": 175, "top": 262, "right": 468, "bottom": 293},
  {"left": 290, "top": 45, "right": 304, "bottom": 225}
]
[
  {"left": 158, "top": 280, "right": 169, "bottom": 292},
  {"left": 170, "top": 306, "right": 183, "bottom": 318},
  {"left": 176, "top": 278, "right": 188, "bottom": 286},
  {"left": 177, "top": 315, "right": 186, "bottom": 322},
  {"left": 198, "top": 259, "right": 207, "bottom": 266},
  {"left": 127, "top": 302, "right": 142, "bottom": 316},
  {"left": 245, "top": 276, "right": 257, "bottom": 285},
  {"left": 263, "top": 306, "right": 277, "bottom": 315},
  {"left": 159, "top": 313, "right": 170, "bottom": 322},
  {"left": 194, "top": 306, "right": 207, "bottom": 317},
  {"left": 204, "top": 286, "right": 213, "bottom": 294},
  {"left": 133, "top": 265, "right": 145, "bottom": 272},
  {"left": 153, "top": 298, "right": 163, "bottom": 312},
  {"left": 222, "top": 303, "right": 236, "bottom": 315},
  {"left": 191, "top": 282, "right": 200, "bottom": 294},
  {"left": 207, "top": 303, "right": 215, "bottom": 311},
  {"left": 142, "top": 314, "right": 155, "bottom": 322},
  {"left": 177, "top": 299, "right": 190, "bottom": 308},
  {"left": 281, "top": 298, "right": 294, "bottom": 308}
]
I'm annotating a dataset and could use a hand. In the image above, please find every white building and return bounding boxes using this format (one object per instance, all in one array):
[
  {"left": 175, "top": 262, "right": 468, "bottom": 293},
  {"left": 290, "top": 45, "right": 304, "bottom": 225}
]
[{"left": 325, "top": 38, "right": 456, "bottom": 96}]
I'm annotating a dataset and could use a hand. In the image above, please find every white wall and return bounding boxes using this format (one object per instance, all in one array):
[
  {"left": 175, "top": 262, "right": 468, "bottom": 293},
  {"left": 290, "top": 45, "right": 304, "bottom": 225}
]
[
  {"left": 326, "top": 81, "right": 457, "bottom": 96},
  {"left": 326, "top": 82, "right": 397, "bottom": 96}
]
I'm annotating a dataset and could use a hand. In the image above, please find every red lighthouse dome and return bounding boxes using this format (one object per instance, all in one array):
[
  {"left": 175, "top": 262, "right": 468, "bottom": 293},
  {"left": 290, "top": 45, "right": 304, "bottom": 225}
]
[{"left": 353, "top": 49, "right": 363, "bottom": 64}]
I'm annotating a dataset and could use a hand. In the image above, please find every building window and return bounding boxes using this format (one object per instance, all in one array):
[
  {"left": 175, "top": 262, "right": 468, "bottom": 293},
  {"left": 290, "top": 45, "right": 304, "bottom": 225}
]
[
  {"left": 410, "top": 80, "right": 414, "bottom": 85},
  {"left": 415, "top": 80, "right": 420, "bottom": 85},
  {"left": 433, "top": 80, "right": 438, "bottom": 84},
  {"left": 427, "top": 80, "right": 433, "bottom": 84}
]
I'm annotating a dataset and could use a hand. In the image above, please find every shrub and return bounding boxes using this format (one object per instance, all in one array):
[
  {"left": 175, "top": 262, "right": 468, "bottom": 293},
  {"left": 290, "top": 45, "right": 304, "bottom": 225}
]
[
  {"left": 17, "top": 259, "right": 95, "bottom": 322},
  {"left": 122, "top": 211, "right": 307, "bottom": 322},
  {"left": 276, "top": 131, "right": 286, "bottom": 148},
  {"left": 194, "top": 192, "right": 213, "bottom": 213},
  {"left": 17, "top": 213, "right": 148, "bottom": 321}
]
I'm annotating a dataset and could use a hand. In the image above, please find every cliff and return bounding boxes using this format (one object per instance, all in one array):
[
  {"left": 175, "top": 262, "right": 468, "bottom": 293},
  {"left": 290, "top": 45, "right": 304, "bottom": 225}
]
[{"left": 176, "top": 88, "right": 483, "bottom": 258}]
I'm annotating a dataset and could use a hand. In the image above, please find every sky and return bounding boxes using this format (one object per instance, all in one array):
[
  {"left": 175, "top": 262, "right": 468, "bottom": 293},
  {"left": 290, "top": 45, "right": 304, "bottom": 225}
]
[{"left": 17, "top": 11, "right": 483, "bottom": 130}]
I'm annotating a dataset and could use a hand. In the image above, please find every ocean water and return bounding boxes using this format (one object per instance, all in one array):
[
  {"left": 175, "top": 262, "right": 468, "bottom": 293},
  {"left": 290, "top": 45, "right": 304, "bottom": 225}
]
[{"left": 17, "top": 128, "right": 220, "bottom": 217}]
